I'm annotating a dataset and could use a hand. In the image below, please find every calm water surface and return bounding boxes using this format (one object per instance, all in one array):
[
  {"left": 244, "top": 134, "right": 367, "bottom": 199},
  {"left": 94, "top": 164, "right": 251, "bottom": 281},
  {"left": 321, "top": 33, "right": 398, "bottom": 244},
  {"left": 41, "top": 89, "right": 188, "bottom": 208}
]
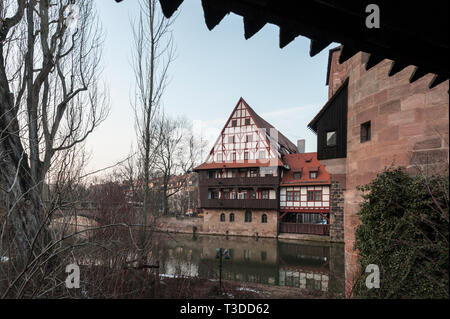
[{"left": 153, "top": 233, "right": 345, "bottom": 295}]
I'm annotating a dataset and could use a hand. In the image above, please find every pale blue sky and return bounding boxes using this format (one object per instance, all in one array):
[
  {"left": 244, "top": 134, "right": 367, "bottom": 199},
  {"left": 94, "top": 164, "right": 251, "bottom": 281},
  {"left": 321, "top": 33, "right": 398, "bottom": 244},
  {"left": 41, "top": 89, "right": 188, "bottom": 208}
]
[{"left": 86, "top": 0, "right": 334, "bottom": 172}]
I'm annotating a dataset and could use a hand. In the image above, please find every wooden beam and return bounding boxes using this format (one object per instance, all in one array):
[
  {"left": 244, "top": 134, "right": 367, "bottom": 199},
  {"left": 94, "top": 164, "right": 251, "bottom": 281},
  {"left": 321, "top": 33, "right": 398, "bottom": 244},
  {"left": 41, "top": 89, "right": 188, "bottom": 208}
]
[
  {"left": 158, "top": 0, "right": 183, "bottom": 18},
  {"left": 279, "top": 27, "right": 299, "bottom": 48},
  {"left": 243, "top": 16, "right": 266, "bottom": 39},
  {"left": 365, "top": 53, "right": 385, "bottom": 71},
  {"left": 428, "top": 74, "right": 448, "bottom": 89},
  {"left": 409, "top": 66, "right": 428, "bottom": 83},
  {"left": 338, "top": 45, "right": 359, "bottom": 64},
  {"left": 202, "top": 0, "right": 229, "bottom": 31},
  {"left": 388, "top": 61, "right": 410, "bottom": 77},
  {"left": 310, "top": 39, "right": 332, "bottom": 57}
]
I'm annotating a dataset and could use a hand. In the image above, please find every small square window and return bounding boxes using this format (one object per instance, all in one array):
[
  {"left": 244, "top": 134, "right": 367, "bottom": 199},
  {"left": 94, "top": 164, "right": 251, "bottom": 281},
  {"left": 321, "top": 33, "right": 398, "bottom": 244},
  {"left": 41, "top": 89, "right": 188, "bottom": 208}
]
[
  {"left": 245, "top": 118, "right": 251, "bottom": 125},
  {"left": 326, "top": 131, "right": 337, "bottom": 146},
  {"left": 232, "top": 120, "right": 237, "bottom": 127},
  {"left": 246, "top": 135, "right": 252, "bottom": 143},
  {"left": 361, "top": 121, "right": 371, "bottom": 143},
  {"left": 309, "top": 171, "right": 318, "bottom": 179},
  {"left": 217, "top": 153, "right": 223, "bottom": 161},
  {"left": 293, "top": 172, "right": 301, "bottom": 180},
  {"left": 228, "top": 136, "right": 234, "bottom": 143}
]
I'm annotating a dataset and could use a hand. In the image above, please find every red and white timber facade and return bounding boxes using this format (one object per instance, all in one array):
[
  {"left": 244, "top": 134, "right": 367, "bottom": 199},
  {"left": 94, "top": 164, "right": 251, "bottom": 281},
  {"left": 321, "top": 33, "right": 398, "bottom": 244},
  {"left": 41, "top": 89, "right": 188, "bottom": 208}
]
[{"left": 194, "top": 98, "right": 338, "bottom": 240}]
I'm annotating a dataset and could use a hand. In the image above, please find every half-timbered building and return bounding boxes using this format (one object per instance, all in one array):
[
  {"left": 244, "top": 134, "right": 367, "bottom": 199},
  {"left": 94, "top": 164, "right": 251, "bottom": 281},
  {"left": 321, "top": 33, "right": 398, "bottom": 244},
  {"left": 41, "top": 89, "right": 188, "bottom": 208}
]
[
  {"left": 279, "top": 153, "right": 331, "bottom": 237},
  {"left": 194, "top": 98, "right": 340, "bottom": 240}
]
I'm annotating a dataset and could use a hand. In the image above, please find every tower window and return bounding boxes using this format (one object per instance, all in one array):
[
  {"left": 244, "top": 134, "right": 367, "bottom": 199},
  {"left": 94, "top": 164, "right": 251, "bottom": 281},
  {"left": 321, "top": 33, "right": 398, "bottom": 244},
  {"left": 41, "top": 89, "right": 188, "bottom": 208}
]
[{"left": 360, "top": 121, "right": 371, "bottom": 143}]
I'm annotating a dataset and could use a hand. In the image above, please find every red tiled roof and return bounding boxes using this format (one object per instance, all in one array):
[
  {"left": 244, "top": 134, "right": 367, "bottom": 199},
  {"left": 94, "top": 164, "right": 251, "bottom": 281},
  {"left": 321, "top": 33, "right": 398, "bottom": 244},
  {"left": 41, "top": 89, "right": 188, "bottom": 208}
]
[
  {"left": 280, "top": 152, "right": 330, "bottom": 186},
  {"left": 194, "top": 159, "right": 283, "bottom": 171}
]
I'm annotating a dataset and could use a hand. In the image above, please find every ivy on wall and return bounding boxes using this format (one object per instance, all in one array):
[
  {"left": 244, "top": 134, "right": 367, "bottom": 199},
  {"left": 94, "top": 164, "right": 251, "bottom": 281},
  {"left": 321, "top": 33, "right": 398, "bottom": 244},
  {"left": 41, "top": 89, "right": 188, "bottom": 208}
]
[{"left": 353, "top": 167, "right": 449, "bottom": 298}]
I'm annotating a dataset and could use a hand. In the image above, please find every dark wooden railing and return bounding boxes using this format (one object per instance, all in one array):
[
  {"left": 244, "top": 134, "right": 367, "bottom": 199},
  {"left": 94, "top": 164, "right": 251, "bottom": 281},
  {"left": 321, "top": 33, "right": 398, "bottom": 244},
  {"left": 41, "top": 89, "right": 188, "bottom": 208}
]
[
  {"left": 200, "top": 176, "right": 279, "bottom": 187},
  {"left": 279, "top": 222, "right": 330, "bottom": 236},
  {"left": 201, "top": 198, "right": 278, "bottom": 210}
]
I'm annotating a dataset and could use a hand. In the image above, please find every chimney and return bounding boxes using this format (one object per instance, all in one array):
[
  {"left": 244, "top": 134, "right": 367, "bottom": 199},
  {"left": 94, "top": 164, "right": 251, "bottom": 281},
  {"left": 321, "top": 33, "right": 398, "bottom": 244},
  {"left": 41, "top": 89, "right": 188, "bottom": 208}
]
[{"left": 297, "top": 139, "right": 305, "bottom": 153}]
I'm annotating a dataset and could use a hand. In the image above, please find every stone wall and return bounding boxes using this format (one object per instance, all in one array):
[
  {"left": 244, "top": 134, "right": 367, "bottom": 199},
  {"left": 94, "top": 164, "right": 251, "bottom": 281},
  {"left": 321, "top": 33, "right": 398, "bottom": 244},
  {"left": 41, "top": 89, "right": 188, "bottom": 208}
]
[
  {"left": 321, "top": 158, "right": 346, "bottom": 243},
  {"left": 329, "top": 180, "right": 344, "bottom": 242},
  {"left": 156, "top": 216, "right": 204, "bottom": 234},
  {"left": 328, "top": 49, "right": 449, "bottom": 296},
  {"left": 203, "top": 209, "right": 278, "bottom": 238}
]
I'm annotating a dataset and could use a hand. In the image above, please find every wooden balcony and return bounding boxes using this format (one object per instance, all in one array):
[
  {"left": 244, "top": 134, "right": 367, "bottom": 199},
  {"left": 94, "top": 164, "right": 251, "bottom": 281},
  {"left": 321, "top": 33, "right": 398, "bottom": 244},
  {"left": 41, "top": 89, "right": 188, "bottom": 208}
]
[
  {"left": 200, "top": 176, "right": 279, "bottom": 188},
  {"left": 201, "top": 198, "right": 278, "bottom": 210},
  {"left": 279, "top": 222, "right": 330, "bottom": 236}
]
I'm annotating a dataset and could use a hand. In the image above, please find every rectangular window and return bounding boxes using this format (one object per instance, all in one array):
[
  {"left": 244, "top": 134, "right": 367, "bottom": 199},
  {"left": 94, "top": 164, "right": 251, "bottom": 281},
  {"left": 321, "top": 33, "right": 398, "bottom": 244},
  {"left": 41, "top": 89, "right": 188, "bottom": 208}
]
[
  {"left": 360, "top": 121, "right": 371, "bottom": 143},
  {"left": 217, "top": 153, "right": 223, "bottom": 161},
  {"left": 223, "top": 191, "right": 229, "bottom": 199},
  {"left": 293, "top": 192, "right": 300, "bottom": 201},
  {"left": 314, "top": 191, "right": 322, "bottom": 201},
  {"left": 244, "top": 151, "right": 249, "bottom": 160},
  {"left": 208, "top": 170, "right": 215, "bottom": 179},
  {"left": 249, "top": 190, "right": 256, "bottom": 199},
  {"left": 309, "top": 171, "right": 318, "bottom": 179},
  {"left": 287, "top": 192, "right": 293, "bottom": 201},
  {"left": 261, "top": 190, "right": 269, "bottom": 199},
  {"left": 293, "top": 172, "right": 301, "bottom": 180},
  {"left": 259, "top": 151, "right": 265, "bottom": 159},
  {"left": 246, "top": 135, "right": 252, "bottom": 143},
  {"left": 326, "top": 131, "right": 337, "bottom": 146},
  {"left": 245, "top": 118, "right": 251, "bottom": 125},
  {"left": 307, "top": 190, "right": 314, "bottom": 201},
  {"left": 231, "top": 120, "right": 237, "bottom": 127},
  {"left": 238, "top": 192, "right": 247, "bottom": 199},
  {"left": 231, "top": 192, "right": 237, "bottom": 199},
  {"left": 250, "top": 168, "right": 258, "bottom": 177},
  {"left": 232, "top": 152, "right": 236, "bottom": 161}
]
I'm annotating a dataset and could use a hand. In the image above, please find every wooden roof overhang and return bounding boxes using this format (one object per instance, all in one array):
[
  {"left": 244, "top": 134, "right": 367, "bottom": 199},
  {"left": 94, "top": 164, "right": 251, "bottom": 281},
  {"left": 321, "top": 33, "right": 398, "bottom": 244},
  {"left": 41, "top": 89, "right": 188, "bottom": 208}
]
[
  {"left": 115, "top": 0, "right": 448, "bottom": 89},
  {"left": 308, "top": 78, "right": 349, "bottom": 133}
]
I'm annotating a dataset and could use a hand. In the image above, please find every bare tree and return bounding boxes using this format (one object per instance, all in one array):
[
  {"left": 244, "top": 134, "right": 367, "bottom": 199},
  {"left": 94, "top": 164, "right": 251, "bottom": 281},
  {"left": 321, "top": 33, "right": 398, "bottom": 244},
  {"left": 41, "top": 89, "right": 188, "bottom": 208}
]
[
  {"left": 0, "top": 0, "right": 108, "bottom": 266},
  {"left": 130, "top": 0, "right": 176, "bottom": 255},
  {"left": 154, "top": 116, "right": 204, "bottom": 216}
]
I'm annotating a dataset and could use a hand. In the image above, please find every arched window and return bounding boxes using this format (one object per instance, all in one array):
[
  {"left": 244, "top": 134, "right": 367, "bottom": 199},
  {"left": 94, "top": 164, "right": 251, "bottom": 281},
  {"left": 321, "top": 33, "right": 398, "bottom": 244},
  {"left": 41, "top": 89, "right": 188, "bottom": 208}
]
[
  {"left": 220, "top": 213, "right": 225, "bottom": 222},
  {"left": 261, "top": 214, "right": 268, "bottom": 223},
  {"left": 229, "top": 213, "right": 235, "bottom": 222},
  {"left": 245, "top": 210, "right": 252, "bottom": 223}
]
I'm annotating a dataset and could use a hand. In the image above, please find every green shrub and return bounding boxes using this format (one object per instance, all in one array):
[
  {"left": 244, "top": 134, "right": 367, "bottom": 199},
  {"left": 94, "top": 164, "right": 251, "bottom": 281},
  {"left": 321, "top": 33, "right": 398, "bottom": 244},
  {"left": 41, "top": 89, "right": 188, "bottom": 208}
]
[{"left": 353, "top": 167, "right": 449, "bottom": 298}]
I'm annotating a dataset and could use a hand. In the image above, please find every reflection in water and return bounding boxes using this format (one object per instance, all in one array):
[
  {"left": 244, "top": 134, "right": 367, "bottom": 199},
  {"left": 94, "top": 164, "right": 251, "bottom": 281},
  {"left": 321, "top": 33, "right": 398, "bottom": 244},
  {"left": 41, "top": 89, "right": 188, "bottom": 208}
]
[{"left": 153, "top": 233, "right": 345, "bottom": 295}]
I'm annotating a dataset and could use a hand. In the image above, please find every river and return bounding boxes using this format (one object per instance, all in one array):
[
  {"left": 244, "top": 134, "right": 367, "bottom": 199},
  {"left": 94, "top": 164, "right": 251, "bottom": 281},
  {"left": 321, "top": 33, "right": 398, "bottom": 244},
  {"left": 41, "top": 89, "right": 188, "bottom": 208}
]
[{"left": 153, "top": 232, "right": 345, "bottom": 296}]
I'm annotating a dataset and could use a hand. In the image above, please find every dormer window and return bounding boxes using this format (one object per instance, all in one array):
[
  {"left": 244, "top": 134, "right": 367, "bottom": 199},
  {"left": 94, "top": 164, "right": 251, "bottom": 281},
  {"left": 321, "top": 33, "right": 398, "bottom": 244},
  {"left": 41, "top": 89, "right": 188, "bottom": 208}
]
[
  {"left": 326, "top": 131, "right": 337, "bottom": 146},
  {"left": 293, "top": 172, "right": 302, "bottom": 180},
  {"left": 309, "top": 171, "right": 318, "bottom": 179}
]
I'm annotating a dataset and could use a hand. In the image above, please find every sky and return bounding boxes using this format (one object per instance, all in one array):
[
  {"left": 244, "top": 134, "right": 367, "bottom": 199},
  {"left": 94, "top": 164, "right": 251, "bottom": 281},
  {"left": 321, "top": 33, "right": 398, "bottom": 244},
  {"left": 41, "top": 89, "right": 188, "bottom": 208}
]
[{"left": 86, "top": 0, "right": 335, "bottom": 173}]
